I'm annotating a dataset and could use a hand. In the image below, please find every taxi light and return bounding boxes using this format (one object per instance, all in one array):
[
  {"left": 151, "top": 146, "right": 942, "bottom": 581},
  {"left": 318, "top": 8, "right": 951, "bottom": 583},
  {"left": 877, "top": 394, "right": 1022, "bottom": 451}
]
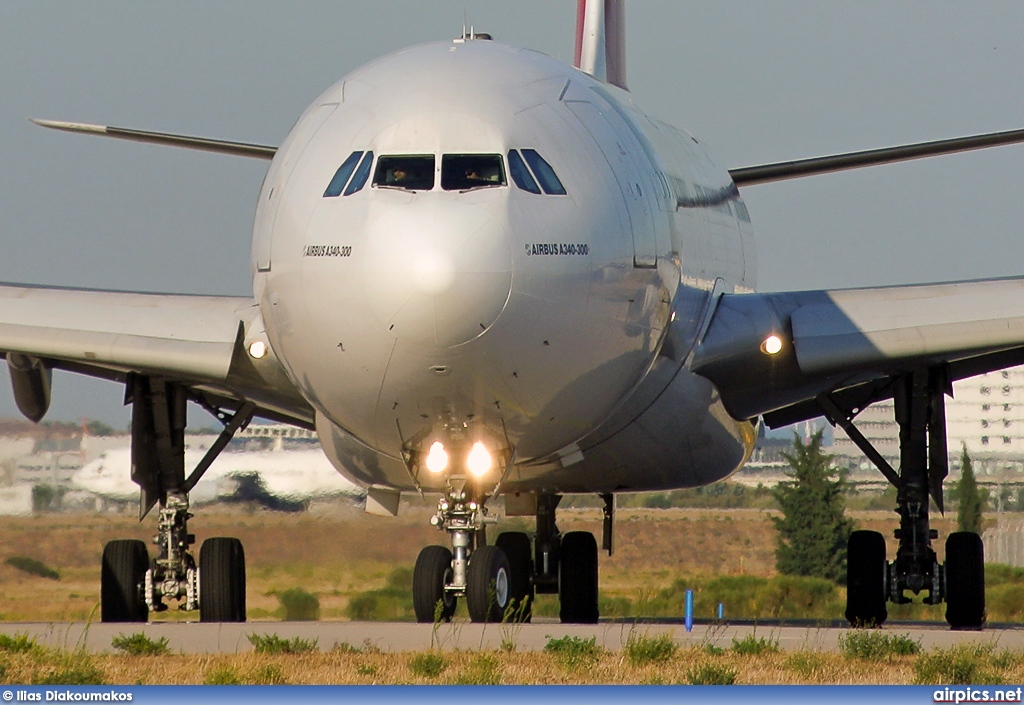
[
  {"left": 467, "top": 442, "right": 492, "bottom": 477},
  {"left": 426, "top": 442, "right": 448, "bottom": 473},
  {"left": 761, "top": 334, "right": 783, "bottom": 355}
]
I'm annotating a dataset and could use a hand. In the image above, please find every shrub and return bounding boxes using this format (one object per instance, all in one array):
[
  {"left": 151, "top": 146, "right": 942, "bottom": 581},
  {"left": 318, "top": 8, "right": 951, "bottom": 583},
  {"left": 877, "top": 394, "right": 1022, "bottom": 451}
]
[
  {"left": 111, "top": 633, "right": 170, "bottom": 656},
  {"left": 5, "top": 557, "right": 59, "bottom": 580},
  {"left": 247, "top": 633, "right": 318, "bottom": 654},
  {"left": 624, "top": 631, "right": 677, "bottom": 665},
  {"left": 0, "top": 633, "right": 36, "bottom": 653},
  {"left": 686, "top": 662, "right": 737, "bottom": 685},
  {"left": 277, "top": 587, "right": 320, "bottom": 621},
  {"left": 408, "top": 652, "right": 448, "bottom": 678},
  {"left": 543, "top": 635, "right": 603, "bottom": 670},
  {"left": 914, "top": 644, "right": 1005, "bottom": 685},
  {"left": 784, "top": 652, "right": 829, "bottom": 679},
  {"left": 731, "top": 634, "right": 779, "bottom": 656},
  {"left": 345, "top": 567, "right": 414, "bottom": 621},
  {"left": 247, "top": 664, "right": 287, "bottom": 685},
  {"left": 838, "top": 631, "right": 920, "bottom": 659},
  {"left": 204, "top": 666, "right": 241, "bottom": 685},
  {"left": 453, "top": 653, "right": 501, "bottom": 685}
]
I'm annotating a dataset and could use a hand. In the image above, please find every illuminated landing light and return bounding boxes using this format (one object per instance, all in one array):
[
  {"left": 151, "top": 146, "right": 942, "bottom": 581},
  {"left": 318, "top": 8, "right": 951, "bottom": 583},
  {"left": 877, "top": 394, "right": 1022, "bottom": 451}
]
[
  {"left": 248, "top": 341, "right": 267, "bottom": 359},
  {"left": 467, "top": 442, "right": 493, "bottom": 477},
  {"left": 426, "top": 442, "right": 449, "bottom": 473},
  {"left": 761, "top": 335, "right": 783, "bottom": 356}
]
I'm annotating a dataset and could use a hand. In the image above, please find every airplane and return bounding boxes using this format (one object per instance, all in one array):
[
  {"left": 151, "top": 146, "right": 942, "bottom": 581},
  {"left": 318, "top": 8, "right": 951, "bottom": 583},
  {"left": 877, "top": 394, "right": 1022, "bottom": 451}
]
[
  {"left": 5, "top": 0, "right": 1024, "bottom": 628},
  {"left": 72, "top": 446, "right": 363, "bottom": 511}
]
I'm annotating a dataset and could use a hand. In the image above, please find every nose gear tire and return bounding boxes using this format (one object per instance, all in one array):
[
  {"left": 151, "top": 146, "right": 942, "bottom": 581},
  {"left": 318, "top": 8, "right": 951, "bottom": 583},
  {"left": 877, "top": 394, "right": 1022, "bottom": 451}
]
[
  {"left": 496, "top": 531, "right": 534, "bottom": 622},
  {"left": 101, "top": 540, "right": 150, "bottom": 623},
  {"left": 559, "top": 531, "right": 599, "bottom": 624},
  {"left": 466, "top": 545, "right": 511, "bottom": 623},
  {"left": 413, "top": 545, "right": 457, "bottom": 623}
]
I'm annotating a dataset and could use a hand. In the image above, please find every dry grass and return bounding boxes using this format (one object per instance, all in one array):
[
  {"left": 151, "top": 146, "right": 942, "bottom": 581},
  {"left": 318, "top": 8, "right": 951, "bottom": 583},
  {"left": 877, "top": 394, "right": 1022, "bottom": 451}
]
[{"left": 2, "top": 644, "right": 1021, "bottom": 684}]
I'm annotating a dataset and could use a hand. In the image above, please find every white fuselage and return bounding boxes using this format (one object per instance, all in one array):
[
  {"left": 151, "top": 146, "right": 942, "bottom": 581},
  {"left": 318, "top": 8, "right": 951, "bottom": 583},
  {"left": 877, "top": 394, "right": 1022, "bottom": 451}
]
[{"left": 252, "top": 40, "right": 758, "bottom": 494}]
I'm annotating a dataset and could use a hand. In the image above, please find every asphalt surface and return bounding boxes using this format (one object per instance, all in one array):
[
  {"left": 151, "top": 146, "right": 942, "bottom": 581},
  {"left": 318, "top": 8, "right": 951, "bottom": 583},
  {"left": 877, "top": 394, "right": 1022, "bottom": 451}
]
[{"left": 1, "top": 620, "right": 1020, "bottom": 653}]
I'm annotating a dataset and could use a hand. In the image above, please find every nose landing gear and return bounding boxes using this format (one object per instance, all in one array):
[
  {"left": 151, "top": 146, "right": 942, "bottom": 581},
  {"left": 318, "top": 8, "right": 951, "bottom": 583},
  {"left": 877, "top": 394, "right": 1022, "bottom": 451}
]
[
  {"left": 413, "top": 487, "right": 603, "bottom": 623},
  {"left": 824, "top": 368, "right": 986, "bottom": 630}
]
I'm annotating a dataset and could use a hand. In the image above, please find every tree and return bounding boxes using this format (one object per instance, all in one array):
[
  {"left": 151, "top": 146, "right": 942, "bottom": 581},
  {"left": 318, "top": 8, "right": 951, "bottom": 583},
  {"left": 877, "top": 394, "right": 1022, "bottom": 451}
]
[
  {"left": 956, "top": 444, "right": 984, "bottom": 534},
  {"left": 771, "top": 430, "right": 854, "bottom": 584}
]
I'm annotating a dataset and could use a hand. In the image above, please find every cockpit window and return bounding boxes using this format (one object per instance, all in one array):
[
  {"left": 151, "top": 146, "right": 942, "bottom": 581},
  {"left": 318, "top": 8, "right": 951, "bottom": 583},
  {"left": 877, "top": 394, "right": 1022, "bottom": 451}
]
[
  {"left": 343, "top": 151, "right": 374, "bottom": 196},
  {"left": 521, "top": 149, "right": 567, "bottom": 195},
  {"left": 507, "top": 150, "right": 541, "bottom": 194},
  {"left": 373, "top": 155, "right": 435, "bottom": 190},
  {"left": 441, "top": 154, "right": 506, "bottom": 191},
  {"left": 323, "top": 151, "right": 363, "bottom": 197}
]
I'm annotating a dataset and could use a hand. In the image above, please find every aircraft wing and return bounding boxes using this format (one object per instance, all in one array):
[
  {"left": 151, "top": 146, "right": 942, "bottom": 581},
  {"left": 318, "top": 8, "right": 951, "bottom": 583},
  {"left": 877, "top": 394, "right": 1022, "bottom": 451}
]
[
  {"left": 691, "top": 276, "right": 1024, "bottom": 428},
  {"left": 0, "top": 283, "right": 313, "bottom": 427}
]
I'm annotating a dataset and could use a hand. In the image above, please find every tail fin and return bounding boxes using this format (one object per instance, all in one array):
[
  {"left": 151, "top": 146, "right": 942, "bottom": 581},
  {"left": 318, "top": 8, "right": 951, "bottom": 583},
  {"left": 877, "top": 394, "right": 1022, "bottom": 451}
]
[{"left": 574, "top": 0, "right": 627, "bottom": 90}]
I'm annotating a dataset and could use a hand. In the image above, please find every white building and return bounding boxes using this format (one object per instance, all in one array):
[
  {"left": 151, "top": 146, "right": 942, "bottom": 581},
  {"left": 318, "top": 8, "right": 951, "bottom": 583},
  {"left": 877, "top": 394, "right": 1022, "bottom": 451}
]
[{"left": 832, "top": 365, "right": 1024, "bottom": 476}]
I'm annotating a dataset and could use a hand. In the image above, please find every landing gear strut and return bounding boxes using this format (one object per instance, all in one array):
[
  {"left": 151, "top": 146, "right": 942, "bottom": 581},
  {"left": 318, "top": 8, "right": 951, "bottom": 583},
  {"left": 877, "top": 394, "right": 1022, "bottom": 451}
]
[
  {"left": 823, "top": 367, "right": 985, "bottom": 629},
  {"left": 99, "top": 376, "right": 253, "bottom": 623}
]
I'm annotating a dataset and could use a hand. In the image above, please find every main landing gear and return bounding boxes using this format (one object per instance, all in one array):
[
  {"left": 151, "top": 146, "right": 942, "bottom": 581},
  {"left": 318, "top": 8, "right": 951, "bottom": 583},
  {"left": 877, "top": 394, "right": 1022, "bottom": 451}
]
[
  {"left": 822, "top": 368, "right": 985, "bottom": 630},
  {"left": 100, "top": 376, "right": 253, "bottom": 623},
  {"left": 412, "top": 490, "right": 610, "bottom": 623}
]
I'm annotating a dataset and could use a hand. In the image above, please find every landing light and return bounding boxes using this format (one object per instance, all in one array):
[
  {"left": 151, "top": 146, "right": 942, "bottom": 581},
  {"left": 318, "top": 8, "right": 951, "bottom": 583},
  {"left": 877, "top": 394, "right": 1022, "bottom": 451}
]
[
  {"left": 761, "top": 334, "right": 783, "bottom": 356},
  {"left": 467, "top": 442, "right": 492, "bottom": 477},
  {"left": 248, "top": 341, "right": 267, "bottom": 359},
  {"left": 426, "top": 442, "right": 449, "bottom": 473}
]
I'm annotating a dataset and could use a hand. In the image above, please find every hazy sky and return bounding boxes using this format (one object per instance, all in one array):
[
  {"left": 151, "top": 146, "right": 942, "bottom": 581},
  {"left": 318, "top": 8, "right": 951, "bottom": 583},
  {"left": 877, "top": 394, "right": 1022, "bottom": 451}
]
[{"left": 3, "top": 1, "right": 1024, "bottom": 425}]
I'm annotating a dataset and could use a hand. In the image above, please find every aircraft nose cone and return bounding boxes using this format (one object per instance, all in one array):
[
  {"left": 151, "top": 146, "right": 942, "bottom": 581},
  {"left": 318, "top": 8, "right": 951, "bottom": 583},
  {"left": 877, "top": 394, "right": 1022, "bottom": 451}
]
[{"left": 363, "top": 201, "right": 512, "bottom": 348}]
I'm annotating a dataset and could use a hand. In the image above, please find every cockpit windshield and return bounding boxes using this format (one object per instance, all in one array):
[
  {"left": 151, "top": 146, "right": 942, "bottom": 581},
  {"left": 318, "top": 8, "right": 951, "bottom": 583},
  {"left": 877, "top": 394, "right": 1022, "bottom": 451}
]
[
  {"left": 373, "top": 155, "right": 435, "bottom": 190},
  {"left": 441, "top": 154, "right": 506, "bottom": 191}
]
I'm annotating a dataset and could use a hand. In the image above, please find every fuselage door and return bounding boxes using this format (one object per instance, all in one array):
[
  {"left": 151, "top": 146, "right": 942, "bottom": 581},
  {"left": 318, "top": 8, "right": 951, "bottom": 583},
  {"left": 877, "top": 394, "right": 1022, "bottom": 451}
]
[{"left": 564, "top": 99, "right": 658, "bottom": 268}]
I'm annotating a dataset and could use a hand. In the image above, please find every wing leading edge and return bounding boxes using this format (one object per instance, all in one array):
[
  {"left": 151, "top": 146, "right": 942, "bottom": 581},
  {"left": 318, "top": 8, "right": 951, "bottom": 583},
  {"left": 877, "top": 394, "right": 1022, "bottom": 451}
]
[
  {"left": 0, "top": 284, "right": 312, "bottom": 427},
  {"left": 691, "top": 277, "right": 1024, "bottom": 427}
]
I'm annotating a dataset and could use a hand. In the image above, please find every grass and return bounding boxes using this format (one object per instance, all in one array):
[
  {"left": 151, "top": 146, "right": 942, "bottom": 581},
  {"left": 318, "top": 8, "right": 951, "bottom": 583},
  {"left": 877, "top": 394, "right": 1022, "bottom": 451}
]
[
  {"left": 111, "top": 633, "right": 170, "bottom": 656},
  {"left": 913, "top": 643, "right": 1011, "bottom": 685},
  {"left": 686, "top": 662, "right": 738, "bottom": 685},
  {"left": 247, "top": 633, "right": 318, "bottom": 654},
  {"left": 731, "top": 633, "right": 780, "bottom": 655},
  {"left": 0, "top": 640, "right": 1009, "bottom": 683},
  {"left": 543, "top": 635, "right": 603, "bottom": 670},
  {"left": 838, "top": 631, "right": 921, "bottom": 659},
  {"left": 407, "top": 652, "right": 448, "bottom": 678},
  {"left": 623, "top": 631, "right": 677, "bottom": 665}
]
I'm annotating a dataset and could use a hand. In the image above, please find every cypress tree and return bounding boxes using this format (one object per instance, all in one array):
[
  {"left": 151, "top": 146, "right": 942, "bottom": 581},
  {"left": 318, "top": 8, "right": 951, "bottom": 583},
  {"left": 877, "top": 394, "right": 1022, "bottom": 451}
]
[
  {"left": 956, "top": 443, "right": 984, "bottom": 534},
  {"left": 771, "top": 430, "right": 854, "bottom": 584}
]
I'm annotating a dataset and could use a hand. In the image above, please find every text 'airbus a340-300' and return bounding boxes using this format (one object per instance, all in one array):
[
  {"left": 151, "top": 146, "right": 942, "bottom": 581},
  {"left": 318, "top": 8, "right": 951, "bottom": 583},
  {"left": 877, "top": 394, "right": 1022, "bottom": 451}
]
[{"left": 12, "top": 0, "right": 1024, "bottom": 628}]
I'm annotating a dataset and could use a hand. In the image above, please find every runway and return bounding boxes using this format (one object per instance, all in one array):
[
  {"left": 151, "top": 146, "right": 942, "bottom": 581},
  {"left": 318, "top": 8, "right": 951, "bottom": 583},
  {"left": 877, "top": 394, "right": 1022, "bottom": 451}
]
[{"left": 2, "top": 620, "right": 1021, "bottom": 654}]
